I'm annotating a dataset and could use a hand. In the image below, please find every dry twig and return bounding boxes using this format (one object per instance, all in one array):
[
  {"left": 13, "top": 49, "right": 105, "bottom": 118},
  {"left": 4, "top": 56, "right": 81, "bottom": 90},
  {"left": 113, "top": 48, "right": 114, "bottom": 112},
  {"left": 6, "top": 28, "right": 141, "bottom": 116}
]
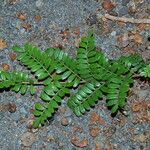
[{"left": 104, "top": 14, "right": 150, "bottom": 24}]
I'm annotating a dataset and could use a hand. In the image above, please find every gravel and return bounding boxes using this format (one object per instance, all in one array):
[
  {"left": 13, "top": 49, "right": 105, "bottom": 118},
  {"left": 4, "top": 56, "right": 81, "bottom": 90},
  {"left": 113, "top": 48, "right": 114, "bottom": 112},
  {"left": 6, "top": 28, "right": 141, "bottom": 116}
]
[{"left": 0, "top": 0, "right": 150, "bottom": 149}]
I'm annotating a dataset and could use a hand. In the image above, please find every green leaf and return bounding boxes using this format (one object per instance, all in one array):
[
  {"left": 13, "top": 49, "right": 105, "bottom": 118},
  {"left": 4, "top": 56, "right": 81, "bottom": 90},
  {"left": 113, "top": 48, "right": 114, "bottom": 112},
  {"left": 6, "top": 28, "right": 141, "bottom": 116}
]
[
  {"left": 111, "top": 105, "right": 118, "bottom": 113},
  {"left": 40, "top": 92, "right": 51, "bottom": 101},
  {"left": 88, "top": 51, "right": 96, "bottom": 57},
  {"left": 106, "top": 94, "right": 118, "bottom": 99},
  {"left": 1, "top": 71, "right": 10, "bottom": 80},
  {"left": 38, "top": 72, "right": 48, "bottom": 80},
  {"left": 12, "top": 84, "right": 21, "bottom": 92},
  {"left": 1, "top": 33, "right": 148, "bottom": 129},
  {"left": 82, "top": 86, "right": 92, "bottom": 94},
  {"left": 44, "top": 86, "right": 55, "bottom": 96},
  {"left": 73, "top": 78, "right": 80, "bottom": 87},
  {"left": 63, "top": 87, "right": 70, "bottom": 94},
  {"left": 108, "top": 83, "right": 120, "bottom": 89},
  {"left": 29, "top": 85, "right": 36, "bottom": 95},
  {"left": 35, "top": 103, "right": 45, "bottom": 111},
  {"left": 55, "top": 95, "right": 61, "bottom": 102},
  {"left": 119, "top": 99, "right": 125, "bottom": 108},
  {"left": 56, "top": 66, "right": 67, "bottom": 74},
  {"left": 110, "top": 78, "right": 121, "bottom": 84},
  {"left": 78, "top": 90, "right": 87, "bottom": 97},
  {"left": 76, "top": 94, "right": 83, "bottom": 100},
  {"left": 79, "top": 105, "right": 85, "bottom": 113},
  {"left": 43, "top": 78, "right": 52, "bottom": 85},
  {"left": 45, "top": 48, "right": 55, "bottom": 56},
  {"left": 106, "top": 100, "right": 116, "bottom": 106},
  {"left": 51, "top": 101, "right": 58, "bottom": 108},
  {"left": 33, "top": 118, "right": 41, "bottom": 128},
  {"left": 31, "top": 64, "right": 41, "bottom": 72},
  {"left": 33, "top": 110, "right": 42, "bottom": 117},
  {"left": 12, "top": 45, "right": 24, "bottom": 52},
  {"left": 74, "top": 107, "right": 81, "bottom": 116},
  {"left": 67, "top": 74, "right": 76, "bottom": 83},
  {"left": 83, "top": 101, "right": 90, "bottom": 110},
  {"left": 35, "top": 69, "right": 47, "bottom": 80},
  {"left": 62, "top": 71, "right": 72, "bottom": 80},
  {"left": 20, "top": 84, "right": 27, "bottom": 95}
]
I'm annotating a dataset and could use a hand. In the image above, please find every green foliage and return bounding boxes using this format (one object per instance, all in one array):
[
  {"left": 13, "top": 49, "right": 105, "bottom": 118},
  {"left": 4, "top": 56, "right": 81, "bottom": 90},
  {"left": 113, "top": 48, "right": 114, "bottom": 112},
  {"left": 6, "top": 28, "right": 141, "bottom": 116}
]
[
  {"left": 0, "top": 70, "right": 36, "bottom": 95},
  {"left": 115, "top": 54, "right": 146, "bottom": 73},
  {"left": 67, "top": 82, "right": 103, "bottom": 116},
  {"left": 140, "top": 64, "right": 150, "bottom": 77},
  {"left": 0, "top": 32, "right": 149, "bottom": 128}
]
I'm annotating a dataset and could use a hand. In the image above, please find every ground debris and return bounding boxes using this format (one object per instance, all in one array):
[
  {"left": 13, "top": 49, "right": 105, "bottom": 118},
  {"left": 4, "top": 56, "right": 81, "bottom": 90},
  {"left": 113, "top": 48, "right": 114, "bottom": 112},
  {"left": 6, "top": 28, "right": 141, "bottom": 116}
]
[
  {"left": 71, "top": 136, "right": 89, "bottom": 148},
  {"left": 0, "top": 39, "right": 7, "bottom": 50},
  {"left": 20, "top": 132, "right": 38, "bottom": 147},
  {"left": 104, "top": 14, "right": 150, "bottom": 24}
]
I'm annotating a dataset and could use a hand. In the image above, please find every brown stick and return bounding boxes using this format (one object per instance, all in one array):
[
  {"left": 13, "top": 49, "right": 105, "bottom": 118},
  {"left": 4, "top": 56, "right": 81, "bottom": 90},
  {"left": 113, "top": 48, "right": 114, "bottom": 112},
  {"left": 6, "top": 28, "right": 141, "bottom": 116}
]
[{"left": 104, "top": 14, "right": 150, "bottom": 24}]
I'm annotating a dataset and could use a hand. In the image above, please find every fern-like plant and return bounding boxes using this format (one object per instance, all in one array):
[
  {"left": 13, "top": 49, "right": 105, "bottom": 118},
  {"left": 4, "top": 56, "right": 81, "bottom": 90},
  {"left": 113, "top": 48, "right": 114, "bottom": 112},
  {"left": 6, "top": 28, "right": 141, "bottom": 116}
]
[{"left": 0, "top": 32, "right": 149, "bottom": 128}]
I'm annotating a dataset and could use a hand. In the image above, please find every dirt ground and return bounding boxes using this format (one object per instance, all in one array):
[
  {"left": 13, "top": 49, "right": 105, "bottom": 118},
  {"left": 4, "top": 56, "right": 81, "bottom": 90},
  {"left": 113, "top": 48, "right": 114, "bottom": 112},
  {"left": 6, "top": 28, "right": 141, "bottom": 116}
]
[{"left": 0, "top": 0, "right": 150, "bottom": 149}]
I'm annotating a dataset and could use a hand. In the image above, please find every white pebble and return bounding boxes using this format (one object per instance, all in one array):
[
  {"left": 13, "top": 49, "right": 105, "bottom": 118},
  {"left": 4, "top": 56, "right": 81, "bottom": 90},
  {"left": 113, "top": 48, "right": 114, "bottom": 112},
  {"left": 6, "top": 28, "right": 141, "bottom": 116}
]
[
  {"left": 111, "top": 31, "right": 117, "bottom": 36},
  {"left": 36, "top": 0, "right": 43, "bottom": 8}
]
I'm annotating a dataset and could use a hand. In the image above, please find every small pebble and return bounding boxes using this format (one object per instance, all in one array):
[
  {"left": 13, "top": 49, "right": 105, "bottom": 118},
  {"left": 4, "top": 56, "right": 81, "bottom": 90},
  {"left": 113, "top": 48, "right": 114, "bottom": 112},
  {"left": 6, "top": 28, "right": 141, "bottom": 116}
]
[
  {"left": 36, "top": 0, "right": 43, "bottom": 8},
  {"left": 20, "top": 107, "right": 28, "bottom": 115},
  {"left": 89, "top": 127, "right": 100, "bottom": 137},
  {"left": 111, "top": 31, "right": 117, "bottom": 36},
  {"left": 8, "top": 103, "right": 17, "bottom": 113},
  {"left": 10, "top": 112, "right": 20, "bottom": 121},
  {"left": 118, "top": 7, "right": 128, "bottom": 16},
  {"left": 61, "top": 117, "right": 69, "bottom": 126},
  {"left": 121, "top": 110, "right": 129, "bottom": 116},
  {"left": 20, "top": 28, "right": 26, "bottom": 34},
  {"left": 122, "top": 0, "right": 130, "bottom": 6}
]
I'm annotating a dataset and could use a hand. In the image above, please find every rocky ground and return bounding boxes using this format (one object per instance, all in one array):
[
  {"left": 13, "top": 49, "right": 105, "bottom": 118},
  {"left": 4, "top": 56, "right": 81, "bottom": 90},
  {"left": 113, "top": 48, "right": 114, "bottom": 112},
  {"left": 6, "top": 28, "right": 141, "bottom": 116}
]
[{"left": 0, "top": 0, "right": 150, "bottom": 149}]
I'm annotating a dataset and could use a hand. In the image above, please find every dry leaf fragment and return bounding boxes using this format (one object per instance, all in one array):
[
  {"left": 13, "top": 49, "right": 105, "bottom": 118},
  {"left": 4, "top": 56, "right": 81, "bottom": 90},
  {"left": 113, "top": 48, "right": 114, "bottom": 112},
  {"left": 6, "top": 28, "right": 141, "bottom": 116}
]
[
  {"left": 116, "top": 33, "right": 129, "bottom": 48},
  {"left": 34, "top": 15, "right": 41, "bottom": 22},
  {"left": 133, "top": 33, "right": 143, "bottom": 44},
  {"left": 90, "top": 112, "right": 105, "bottom": 125},
  {"left": 9, "top": 0, "right": 18, "bottom": 5},
  {"left": 0, "top": 103, "right": 16, "bottom": 113},
  {"left": 20, "top": 132, "right": 38, "bottom": 147},
  {"left": 9, "top": 52, "right": 17, "bottom": 61},
  {"left": 102, "top": 0, "right": 115, "bottom": 11},
  {"left": 89, "top": 127, "right": 100, "bottom": 137},
  {"left": 72, "top": 27, "right": 80, "bottom": 36},
  {"left": 21, "top": 23, "right": 32, "bottom": 30},
  {"left": 1, "top": 63, "right": 10, "bottom": 71},
  {"left": 8, "top": 103, "right": 17, "bottom": 113},
  {"left": 16, "top": 12, "right": 26, "bottom": 21},
  {"left": 130, "top": 33, "right": 143, "bottom": 44},
  {"left": 132, "top": 103, "right": 141, "bottom": 112},
  {"left": 147, "top": 4, "right": 150, "bottom": 10},
  {"left": 0, "top": 39, "right": 7, "bottom": 50},
  {"left": 94, "top": 143, "right": 101, "bottom": 150},
  {"left": 71, "top": 136, "right": 89, "bottom": 148}
]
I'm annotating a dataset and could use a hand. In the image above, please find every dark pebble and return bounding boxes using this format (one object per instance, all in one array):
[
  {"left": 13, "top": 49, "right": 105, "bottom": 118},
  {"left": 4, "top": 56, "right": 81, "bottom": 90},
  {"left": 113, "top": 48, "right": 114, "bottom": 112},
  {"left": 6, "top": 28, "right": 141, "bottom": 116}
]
[
  {"left": 118, "top": 6, "right": 129, "bottom": 16},
  {"left": 122, "top": 0, "right": 130, "bottom": 6},
  {"left": 8, "top": 103, "right": 17, "bottom": 113},
  {"left": 86, "top": 13, "right": 97, "bottom": 26},
  {"left": 61, "top": 117, "right": 69, "bottom": 126}
]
